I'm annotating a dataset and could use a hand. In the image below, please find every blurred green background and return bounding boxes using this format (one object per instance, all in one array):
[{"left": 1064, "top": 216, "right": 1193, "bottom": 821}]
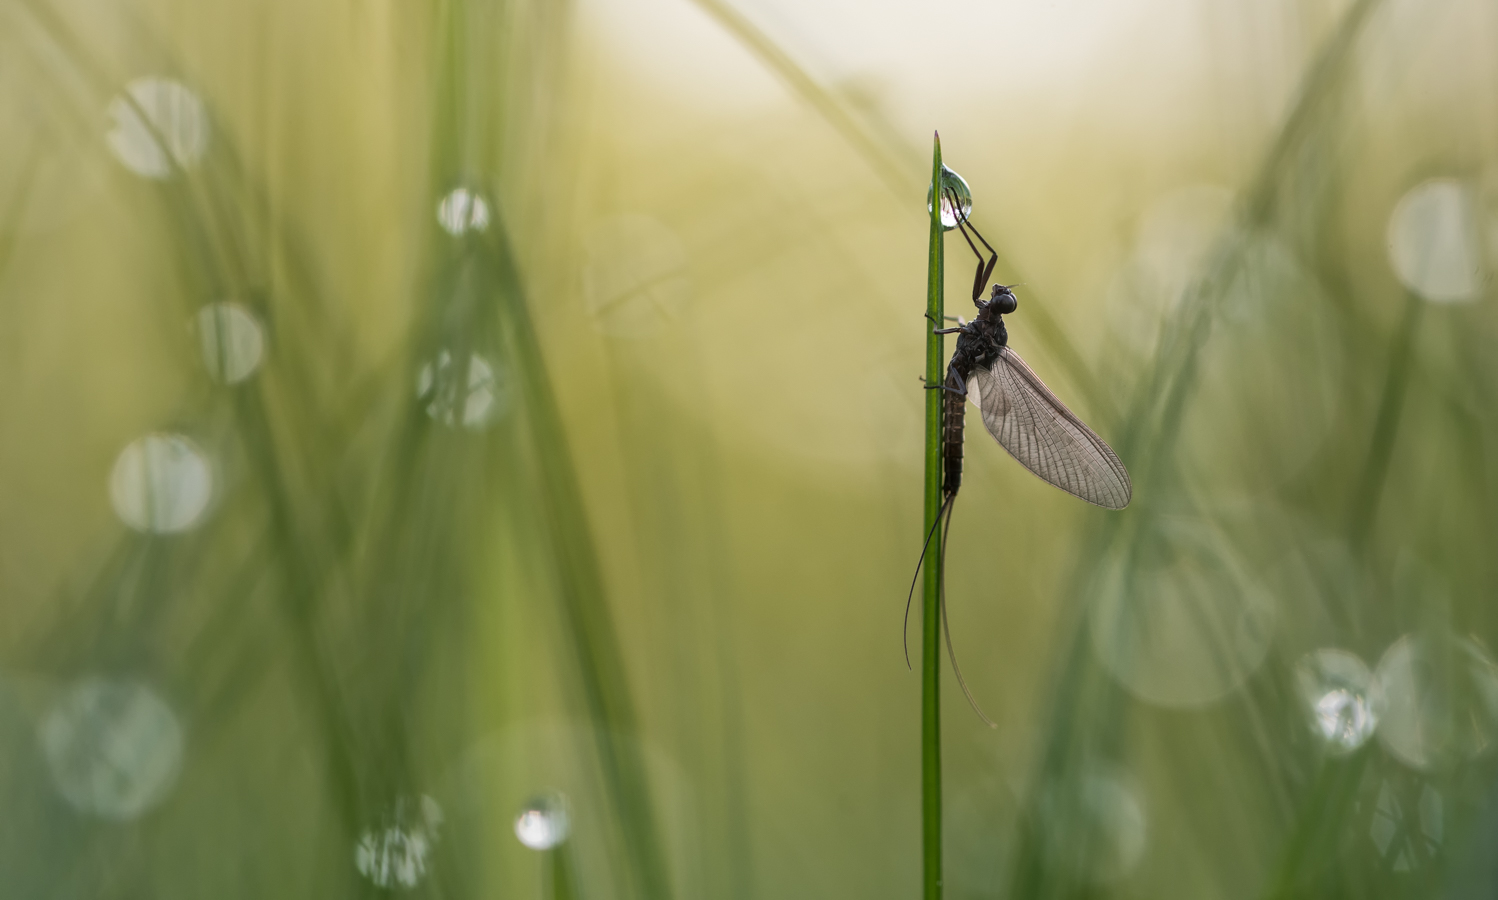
[{"left": 3, "top": 0, "right": 1498, "bottom": 897}]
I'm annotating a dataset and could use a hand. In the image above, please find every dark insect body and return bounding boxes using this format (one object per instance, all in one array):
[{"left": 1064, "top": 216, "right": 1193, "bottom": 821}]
[
  {"left": 938, "top": 284, "right": 1010, "bottom": 498},
  {"left": 906, "top": 186, "right": 1132, "bottom": 724}
]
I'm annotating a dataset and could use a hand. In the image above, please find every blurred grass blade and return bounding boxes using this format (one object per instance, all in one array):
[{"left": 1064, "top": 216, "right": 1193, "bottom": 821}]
[{"left": 481, "top": 220, "right": 675, "bottom": 900}]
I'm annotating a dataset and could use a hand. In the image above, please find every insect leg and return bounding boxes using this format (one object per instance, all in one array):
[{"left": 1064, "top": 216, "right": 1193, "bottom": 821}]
[
  {"left": 953, "top": 194, "right": 1002, "bottom": 293},
  {"left": 944, "top": 187, "right": 989, "bottom": 301},
  {"left": 924, "top": 382, "right": 966, "bottom": 397}
]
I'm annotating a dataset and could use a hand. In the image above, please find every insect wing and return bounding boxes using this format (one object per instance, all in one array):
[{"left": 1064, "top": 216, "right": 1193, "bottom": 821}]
[{"left": 968, "top": 346, "right": 1132, "bottom": 509}]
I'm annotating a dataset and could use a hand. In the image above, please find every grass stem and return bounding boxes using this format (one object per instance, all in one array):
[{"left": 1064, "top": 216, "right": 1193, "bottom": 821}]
[
  {"left": 1347, "top": 291, "right": 1423, "bottom": 550},
  {"left": 482, "top": 223, "right": 673, "bottom": 900},
  {"left": 922, "top": 132, "right": 945, "bottom": 900}
]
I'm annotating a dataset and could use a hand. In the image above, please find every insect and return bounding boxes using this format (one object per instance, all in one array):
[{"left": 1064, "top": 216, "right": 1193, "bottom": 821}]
[{"left": 907, "top": 185, "right": 1131, "bottom": 723}]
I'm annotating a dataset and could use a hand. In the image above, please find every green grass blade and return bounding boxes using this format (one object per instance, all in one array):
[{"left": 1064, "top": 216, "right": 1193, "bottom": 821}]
[
  {"left": 922, "top": 131, "right": 945, "bottom": 900},
  {"left": 482, "top": 222, "right": 675, "bottom": 900}
]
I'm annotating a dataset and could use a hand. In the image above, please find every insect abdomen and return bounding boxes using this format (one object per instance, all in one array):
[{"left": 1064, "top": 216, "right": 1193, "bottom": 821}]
[{"left": 942, "top": 368, "right": 965, "bottom": 495}]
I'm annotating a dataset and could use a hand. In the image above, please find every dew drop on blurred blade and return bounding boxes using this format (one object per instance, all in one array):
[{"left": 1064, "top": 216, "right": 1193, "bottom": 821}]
[
  {"left": 436, "top": 187, "right": 491, "bottom": 235},
  {"left": 1375, "top": 634, "right": 1498, "bottom": 770},
  {"left": 39, "top": 678, "right": 184, "bottom": 820},
  {"left": 926, "top": 164, "right": 972, "bottom": 231},
  {"left": 355, "top": 795, "right": 444, "bottom": 889},
  {"left": 416, "top": 350, "right": 507, "bottom": 429},
  {"left": 1035, "top": 771, "right": 1146, "bottom": 884},
  {"left": 109, "top": 433, "right": 214, "bottom": 533},
  {"left": 196, "top": 303, "right": 265, "bottom": 384},
  {"left": 582, "top": 214, "right": 690, "bottom": 337},
  {"left": 1089, "top": 518, "right": 1275, "bottom": 708},
  {"left": 1295, "top": 649, "right": 1381, "bottom": 753},
  {"left": 1370, "top": 781, "right": 1442, "bottom": 871},
  {"left": 513, "top": 791, "right": 570, "bottom": 850},
  {"left": 105, "top": 77, "right": 209, "bottom": 179},
  {"left": 1387, "top": 178, "right": 1483, "bottom": 303}
]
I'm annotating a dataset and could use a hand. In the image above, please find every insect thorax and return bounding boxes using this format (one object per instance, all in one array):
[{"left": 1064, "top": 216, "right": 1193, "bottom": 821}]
[{"left": 950, "top": 311, "right": 1007, "bottom": 380}]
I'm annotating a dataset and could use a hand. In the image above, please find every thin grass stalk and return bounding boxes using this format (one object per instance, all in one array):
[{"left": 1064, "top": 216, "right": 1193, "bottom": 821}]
[
  {"left": 922, "top": 132, "right": 945, "bottom": 900},
  {"left": 1347, "top": 291, "right": 1424, "bottom": 550},
  {"left": 596, "top": 337, "right": 757, "bottom": 898},
  {"left": 481, "top": 221, "right": 674, "bottom": 900},
  {"left": 1261, "top": 748, "right": 1371, "bottom": 900},
  {"left": 683, "top": 0, "right": 912, "bottom": 195},
  {"left": 1256, "top": 296, "right": 1425, "bottom": 900},
  {"left": 420, "top": 5, "right": 675, "bottom": 892},
  {"left": 548, "top": 843, "right": 578, "bottom": 900},
  {"left": 137, "top": 125, "right": 371, "bottom": 853}
]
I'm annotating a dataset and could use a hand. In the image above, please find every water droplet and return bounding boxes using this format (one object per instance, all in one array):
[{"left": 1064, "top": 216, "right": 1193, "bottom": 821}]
[
  {"left": 1035, "top": 771, "right": 1146, "bottom": 884},
  {"left": 1387, "top": 178, "right": 1483, "bottom": 303},
  {"left": 436, "top": 187, "right": 491, "bottom": 236},
  {"left": 514, "top": 792, "right": 569, "bottom": 850},
  {"left": 105, "top": 77, "right": 209, "bottom": 179},
  {"left": 109, "top": 433, "right": 214, "bottom": 533},
  {"left": 1296, "top": 649, "right": 1382, "bottom": 753},
  {"left": 582, "top": 215, "right": 690, "bottom": 337},
  {"left": 1089, "top": 517, "right": 1275, "bottom": 708},
  {"left": 39, "top": 678, "right": 184, "bottom": 820},
  {"left": 1375, "top": 633, "right": 1498, "bottom": 770},
  {"left": 926, "top": 165, "right": 973, "bottom": 231},
  {"left": 196, "top": 303, "right": 265, "bottom": 384},
  {"left": 415, "top": 350, "right": 508, "bottom": 430},
  {"left": 1370, "top": 780, "right": 1442, "bottom": 870},
  {"left": 354, "top": 795, "right": 444, "bottom": 889}
]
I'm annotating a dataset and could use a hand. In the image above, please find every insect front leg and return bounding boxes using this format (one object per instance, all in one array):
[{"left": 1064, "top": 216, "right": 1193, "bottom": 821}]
[
  {"left": 923, "top": 381, "right": 966, "bottom": 397},
  {"left": 946, "top": 187, "right": 999, "bottom": 301},
  {"left": 924, "top": 384, "right": 966, "bottom": 397},
  {"left": 933, "top": 316, "right": 969, "bottom": 336}
]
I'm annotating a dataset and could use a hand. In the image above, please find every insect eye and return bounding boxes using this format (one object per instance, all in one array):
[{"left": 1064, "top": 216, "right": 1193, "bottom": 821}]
[{"left": 996, "top": 291, "right": 1018, "bottom": 314}]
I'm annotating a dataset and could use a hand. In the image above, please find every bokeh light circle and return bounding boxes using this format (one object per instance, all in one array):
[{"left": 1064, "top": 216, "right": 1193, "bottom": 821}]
[
  {"left": 105, "top": 77, "right": 208, "bottom": 179},
  {"left": 1090, "top": 518, "right": 1275, "bottom": 708},
  {"left": 196, "top": 303, "right": 265, "bottom": 384},
  {"left": 39, "top": 678, "right": 184, "bottom": 820},
  {"left": 1375, "top": 633, "right": 1498, "bottom": 770},
  {"left": 436, "top": 187, "right": 491, "bottom": 236},
  {"left": 109, "top": 433, "right": 214, "bottom": 533},
  {"left": 416, "top": 350, "right": 508, "bottom": 430},
  {"left": 514, "top": 791, "right": 570, "bottom": 850},
  {"left": 355, "top": 795, "right": 444, "bottom": 889},
  {"left": 1387, "top": 178, "right": 1483, "bottom": 303},
  {"left": 1296, "top": 648, "right": 1382, "bottom": 753}
]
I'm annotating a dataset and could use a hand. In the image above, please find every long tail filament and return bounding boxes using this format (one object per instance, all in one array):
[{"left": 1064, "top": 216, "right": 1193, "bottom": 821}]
[{"left": 901, "top": 493, "right": 999, "bottom": 728}]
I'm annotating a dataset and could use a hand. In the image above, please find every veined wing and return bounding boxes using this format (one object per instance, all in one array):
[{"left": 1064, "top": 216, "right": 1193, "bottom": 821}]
[{"left": 968, "top": 346, "right": 1132, "bottom": 509}]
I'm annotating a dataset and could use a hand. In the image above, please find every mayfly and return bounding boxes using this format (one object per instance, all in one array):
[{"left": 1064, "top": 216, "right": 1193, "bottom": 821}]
[{"left": 907, "top": 183, "right": 1132, "bottom": 724}]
